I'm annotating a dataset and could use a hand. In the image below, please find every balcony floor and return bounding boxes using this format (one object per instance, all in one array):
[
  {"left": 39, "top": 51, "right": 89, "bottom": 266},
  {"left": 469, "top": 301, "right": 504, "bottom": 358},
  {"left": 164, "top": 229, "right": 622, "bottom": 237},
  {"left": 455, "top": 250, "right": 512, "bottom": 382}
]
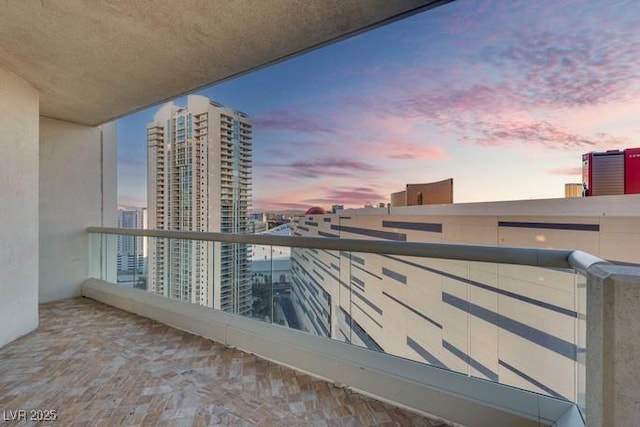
[{"left": 0, "top": 298, "right": 451, "bottom": 426}]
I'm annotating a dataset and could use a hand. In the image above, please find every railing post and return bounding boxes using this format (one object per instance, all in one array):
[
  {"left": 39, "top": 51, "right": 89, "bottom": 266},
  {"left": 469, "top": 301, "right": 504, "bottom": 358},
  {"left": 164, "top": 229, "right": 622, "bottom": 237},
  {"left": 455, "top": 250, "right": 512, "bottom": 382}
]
[{"left": 586, "top": 263, "right": 640, "bottom": 427}]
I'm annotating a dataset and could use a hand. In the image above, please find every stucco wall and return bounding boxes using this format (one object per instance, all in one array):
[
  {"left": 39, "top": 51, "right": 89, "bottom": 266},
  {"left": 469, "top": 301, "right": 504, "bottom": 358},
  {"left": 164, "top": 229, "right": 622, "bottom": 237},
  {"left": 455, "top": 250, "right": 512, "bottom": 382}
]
[
  {"left": 39, "top": 118, "right": 117, "bottom": 303},
  {"left": 0, "top": 67, "right": 40, "bottom": 347}
]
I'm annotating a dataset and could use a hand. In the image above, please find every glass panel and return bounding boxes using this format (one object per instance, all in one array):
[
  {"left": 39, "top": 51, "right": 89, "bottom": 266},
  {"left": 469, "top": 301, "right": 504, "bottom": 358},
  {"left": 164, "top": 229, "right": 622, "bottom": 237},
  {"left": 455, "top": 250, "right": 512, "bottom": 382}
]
[
  {"left": 269, "top": 245, "right": 296, "bottom": 329},
  {"left": 289, "top": 246, "right": 334, "bottom": 337},
  {"left": 576, "top": 270, "right": 587, "bottom": 414},
  {"left": 87, "top": 232, "right": 103, "bottom": 280},
  {"left": 492, "top": 263, "right": 578, "bottom": 402},
  {"left": 89, "top": 231, "right": 583, "bottom": 406},
  {"left": 103, "top": 233, "right": 118, "bottom": 283},
  {"left": 345, "top": 253, "right": 470, "bottom": 369},
  {"left": 323, "top": 252, "right": 581, "bottom": 403},
  {"left": 116, "top": 232, "right": 145, "bottom": 289},
  {"left": 249, "top": 243, "right": 274, "bottom": 323}
]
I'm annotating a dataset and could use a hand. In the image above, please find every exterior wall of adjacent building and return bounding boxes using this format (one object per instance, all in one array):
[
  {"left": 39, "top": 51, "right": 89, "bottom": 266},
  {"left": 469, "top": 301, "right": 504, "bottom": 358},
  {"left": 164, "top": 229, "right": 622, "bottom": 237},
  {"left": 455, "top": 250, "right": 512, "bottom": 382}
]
[
  {"left": 390, "top": 179, "right": 454, "bottom": 207},
  {"left": 147, "top": 95, "right": 252, "bottom": 313},
  {"left": 390, "top": 190, "right": 406, "bottom": 207},
  {"left": 0, "top": 67, "right": 39, "bottom": 347},
  {"left": 290, "top": 194, "right": 640, "bottom": 403},
  {"left": 565, "top": 183, "right": 583, "bottom": 198},
  {"left": 406, "top": 179, "right": 453, "bottom": 206}
]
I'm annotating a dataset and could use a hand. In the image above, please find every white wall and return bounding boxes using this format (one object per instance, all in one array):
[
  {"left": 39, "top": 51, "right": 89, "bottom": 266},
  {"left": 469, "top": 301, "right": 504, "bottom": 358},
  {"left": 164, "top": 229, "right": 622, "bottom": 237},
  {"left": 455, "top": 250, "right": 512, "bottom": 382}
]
[
  {"left": 0, "top": 67, "right": 40, "bottom": 347},
  {"left": 39, "top": 118, "right": 117, "bottom": 303}
]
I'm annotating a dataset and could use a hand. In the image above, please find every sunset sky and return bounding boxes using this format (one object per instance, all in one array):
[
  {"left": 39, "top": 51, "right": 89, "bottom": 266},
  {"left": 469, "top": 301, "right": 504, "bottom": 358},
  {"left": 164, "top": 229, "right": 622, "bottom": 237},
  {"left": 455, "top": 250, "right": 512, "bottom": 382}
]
[{"left": 117, "top": 0, "right": 640, "bottom": 211}]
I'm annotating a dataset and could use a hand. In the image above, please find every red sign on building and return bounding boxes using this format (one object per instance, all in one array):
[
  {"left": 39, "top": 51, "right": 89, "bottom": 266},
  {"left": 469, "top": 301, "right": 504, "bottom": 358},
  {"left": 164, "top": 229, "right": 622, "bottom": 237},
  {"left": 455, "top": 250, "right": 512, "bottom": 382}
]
[{"left": 625, "top": 147, "right": 640, "bottom": 194}]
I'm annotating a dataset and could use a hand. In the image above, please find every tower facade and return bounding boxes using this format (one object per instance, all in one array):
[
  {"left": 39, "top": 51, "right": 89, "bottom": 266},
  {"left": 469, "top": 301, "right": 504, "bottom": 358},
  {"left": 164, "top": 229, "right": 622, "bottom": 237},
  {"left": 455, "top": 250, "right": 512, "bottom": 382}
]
[
  {"left": 117, "top": 208, "right": 147, "bottom": 274},
  {"left": 147, "top": 95, "right": 252, "bottom": 313}
]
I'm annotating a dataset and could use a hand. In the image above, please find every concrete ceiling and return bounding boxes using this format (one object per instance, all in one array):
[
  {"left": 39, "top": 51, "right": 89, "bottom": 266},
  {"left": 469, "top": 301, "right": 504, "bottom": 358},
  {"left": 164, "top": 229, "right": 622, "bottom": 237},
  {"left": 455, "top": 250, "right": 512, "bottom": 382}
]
[{"left": 0, "top": 0, "right": 447, "bottom": 126}]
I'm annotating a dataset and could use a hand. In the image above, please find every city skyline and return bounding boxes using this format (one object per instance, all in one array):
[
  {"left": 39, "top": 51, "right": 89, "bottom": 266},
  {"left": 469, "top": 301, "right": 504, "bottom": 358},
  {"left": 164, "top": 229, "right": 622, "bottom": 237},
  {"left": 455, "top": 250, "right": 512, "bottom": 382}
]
[{"left": 117, "top": 0, "right": 640, "bottom": 211}]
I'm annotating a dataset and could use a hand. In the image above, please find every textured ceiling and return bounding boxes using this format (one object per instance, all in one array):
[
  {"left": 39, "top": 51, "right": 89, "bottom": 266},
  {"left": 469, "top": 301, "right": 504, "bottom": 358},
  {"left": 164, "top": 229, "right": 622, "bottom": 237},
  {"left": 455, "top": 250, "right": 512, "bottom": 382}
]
[{"left": 0, "top": 0, "right": 447, "bottom": 126}]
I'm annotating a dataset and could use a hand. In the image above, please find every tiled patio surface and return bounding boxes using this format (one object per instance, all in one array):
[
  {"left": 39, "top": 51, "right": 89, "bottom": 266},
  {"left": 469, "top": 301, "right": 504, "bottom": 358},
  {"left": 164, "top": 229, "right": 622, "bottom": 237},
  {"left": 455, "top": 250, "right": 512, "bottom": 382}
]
[{"left": 0, "top": 298, "right": 452, "bottom": 426}]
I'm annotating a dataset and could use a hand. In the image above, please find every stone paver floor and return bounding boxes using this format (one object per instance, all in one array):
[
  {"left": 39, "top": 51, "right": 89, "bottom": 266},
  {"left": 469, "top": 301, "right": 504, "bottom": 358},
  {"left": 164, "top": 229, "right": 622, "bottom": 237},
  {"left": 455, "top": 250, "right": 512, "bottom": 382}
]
[{"left": 0, "top": 297, "right": 452, "bottom": 426}]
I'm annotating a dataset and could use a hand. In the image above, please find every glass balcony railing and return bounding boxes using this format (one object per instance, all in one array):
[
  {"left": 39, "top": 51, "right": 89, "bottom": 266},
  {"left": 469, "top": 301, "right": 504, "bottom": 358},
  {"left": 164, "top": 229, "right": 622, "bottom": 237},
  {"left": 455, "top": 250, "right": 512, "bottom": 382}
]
[{"left": 88, "top": 226, "right": 603, "bottom": 426}]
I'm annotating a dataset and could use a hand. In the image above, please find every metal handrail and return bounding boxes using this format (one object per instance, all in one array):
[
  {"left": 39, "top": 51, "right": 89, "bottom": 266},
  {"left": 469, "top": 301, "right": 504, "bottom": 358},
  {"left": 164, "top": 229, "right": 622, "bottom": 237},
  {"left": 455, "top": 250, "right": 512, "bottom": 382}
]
[
  {"left": 568, "top": 250, "right": 609, "bottom": 274},
  {"left": 88, "top": 226, "right": 608, "bottom": 270}
]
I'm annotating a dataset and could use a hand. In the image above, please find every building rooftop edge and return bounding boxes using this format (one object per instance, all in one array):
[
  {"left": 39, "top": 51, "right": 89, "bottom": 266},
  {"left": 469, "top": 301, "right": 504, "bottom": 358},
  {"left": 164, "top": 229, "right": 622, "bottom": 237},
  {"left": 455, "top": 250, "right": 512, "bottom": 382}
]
[{"left": 342, "top": 194, "right": 640, "bottom": 217}]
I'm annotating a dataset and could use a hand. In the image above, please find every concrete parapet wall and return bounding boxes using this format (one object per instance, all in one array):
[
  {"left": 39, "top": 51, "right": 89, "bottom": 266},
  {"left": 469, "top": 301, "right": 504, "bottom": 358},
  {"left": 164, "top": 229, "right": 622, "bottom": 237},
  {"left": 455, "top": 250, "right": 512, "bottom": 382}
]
[{"left": 587, "top": 263, "right": 640, "bottom": 427}]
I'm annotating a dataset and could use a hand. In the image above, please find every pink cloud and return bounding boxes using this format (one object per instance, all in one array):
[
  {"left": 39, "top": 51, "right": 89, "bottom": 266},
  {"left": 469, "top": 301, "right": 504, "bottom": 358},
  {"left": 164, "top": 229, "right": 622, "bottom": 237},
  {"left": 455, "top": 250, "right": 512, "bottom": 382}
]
[
  {"left": 442, "top": 0, "right": 493, "bottom": 35},
  {"left": 255, "top": 157, "right": 381, "bottom": 179},
  {"left": 303, "top": 186, "right": 386, "bottom": 205},
  {"left": 252, "top": 182, "right": 390, "bottom": 211},
  {"left": 339, "top": 18, "right": 640, "bottom": 151},
  {"left": 385, "top": 142, "right": 446, "bottom": 160},
  {"left": 547, "top": 167, "right": 583, "bottom": 175},
  {"left": 254, "top": 201, "right": 311, "bottom": 211},
  {"left": 482, "top": 29, "right": 640, "bottom": 108},
  {"left": 330, "top": 112, "right": 448, "bottom": 162},
  {"left": 249, "top": 0, "right": 640, "bottom": 209},
  {"left": 472, "top": 120, "right": 627, "bottom": 149}
]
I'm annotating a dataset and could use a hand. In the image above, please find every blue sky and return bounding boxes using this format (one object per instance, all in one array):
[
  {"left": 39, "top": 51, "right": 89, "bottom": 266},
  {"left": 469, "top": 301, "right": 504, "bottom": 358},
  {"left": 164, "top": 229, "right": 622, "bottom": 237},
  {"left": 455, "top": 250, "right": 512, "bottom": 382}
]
[{"left": 118, "top": 0, "right": 640, "bottom": 210}]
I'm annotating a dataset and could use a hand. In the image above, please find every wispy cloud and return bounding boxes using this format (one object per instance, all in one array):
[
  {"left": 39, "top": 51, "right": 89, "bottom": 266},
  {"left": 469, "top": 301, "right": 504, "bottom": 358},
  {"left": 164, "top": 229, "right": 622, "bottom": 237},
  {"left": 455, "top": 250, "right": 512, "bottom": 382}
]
[
  {"left": 253, "top": 182, "right": 389, "bottom": 210},
  {"left": 117, "top": 196, "right": 145, "bottom": 209},
  {"left": 303, "top": 186, "right": 386, "bottom": 205},
  {"left": 547, "top": 166, "right": 582, "bottom": 175},
  {"left": 470, "top": 120, "right": 625, "bottom": 149},
  {"left": 256, "top": 157, "right": 381, "bottom": 179},
  {"left": 390, "top": 82, "right": 514, "bottom": 123},
  {"left": 253, "top": 110, "right": 338, "bottom": 134},
  {"left": 349, "top": 14, "right": 639, "bottom": 151},
  {"left": 481, "top": 29, "right": 640, "bottom": 108},
  {"left": 252, "top": 201, "right": 311, "bottom": 211},
  {"left": 385, "top": 142, "right": 446, "bottom": 160}
]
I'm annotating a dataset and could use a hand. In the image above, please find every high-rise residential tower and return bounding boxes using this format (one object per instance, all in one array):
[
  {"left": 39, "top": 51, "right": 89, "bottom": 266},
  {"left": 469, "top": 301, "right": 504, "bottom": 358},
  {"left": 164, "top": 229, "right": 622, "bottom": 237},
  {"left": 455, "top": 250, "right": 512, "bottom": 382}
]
[
  {"left": 147, "top": 95, "right": 252, "bottom": 314},
  {"left": 117, "top": 207, "right": 147, "bottom": 274}
]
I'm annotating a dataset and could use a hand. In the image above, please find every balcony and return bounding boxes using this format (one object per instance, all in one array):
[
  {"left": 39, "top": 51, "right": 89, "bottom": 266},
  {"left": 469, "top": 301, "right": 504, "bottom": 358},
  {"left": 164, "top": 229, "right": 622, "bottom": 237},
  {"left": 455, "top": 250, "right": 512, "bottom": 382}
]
[
  {"left": 73, "top": 226, "right": 640, "bottom": 426},
  {"left": 3, "top": 2, "right": 640, "bottom": 426}
]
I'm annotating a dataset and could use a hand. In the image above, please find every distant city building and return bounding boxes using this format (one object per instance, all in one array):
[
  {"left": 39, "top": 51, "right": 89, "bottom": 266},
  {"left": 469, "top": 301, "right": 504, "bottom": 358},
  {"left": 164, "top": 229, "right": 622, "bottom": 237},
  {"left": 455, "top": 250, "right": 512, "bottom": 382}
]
[
  {"left": 390, "top": 178, "right": 453, "bottom": 207},
  {"left": 582, "top": 147, "right": 640, "bottom": 196},
  {"left": 290, "top": 195, "right": 640, "bottom": 403},
  {"left": 564, "top": 183, "right": 583, "bottom": 198},
  {"left": 331, "top": 204, "right": 344, "bottom": 214},
  {"left": 266, "top": 212, "right": 293, "bottom": 225},
  {"left": 117, "top": 208, "right": 147, "bottom": 273},
  {"left": 147, "top": 95, "right": 252, "bottom": 313},
  {"left": 304, "top": 206, "right": 326, "bottom": 215},
  {"left": 248, "top": 211, "right": 267, "bottom": 234},
  {"left": 247, "top": 221, "right": 267, "bottom": 234},
  {"left": 248, "top": 211, "right": 267, "bottom": 223}
]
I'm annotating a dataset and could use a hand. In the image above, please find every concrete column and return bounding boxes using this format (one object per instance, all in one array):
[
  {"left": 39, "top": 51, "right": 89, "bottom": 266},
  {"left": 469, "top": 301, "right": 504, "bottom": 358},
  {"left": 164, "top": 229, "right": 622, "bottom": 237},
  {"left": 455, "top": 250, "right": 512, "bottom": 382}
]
[
  {"left": 587, "top": 263, "right": 640, "bottom": 427},
  {"left": 0, "top": 67, "right": 40, "bottom": 347},
  {"left": 39, "top": 118, "right": 117, "bottom": 303}
]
